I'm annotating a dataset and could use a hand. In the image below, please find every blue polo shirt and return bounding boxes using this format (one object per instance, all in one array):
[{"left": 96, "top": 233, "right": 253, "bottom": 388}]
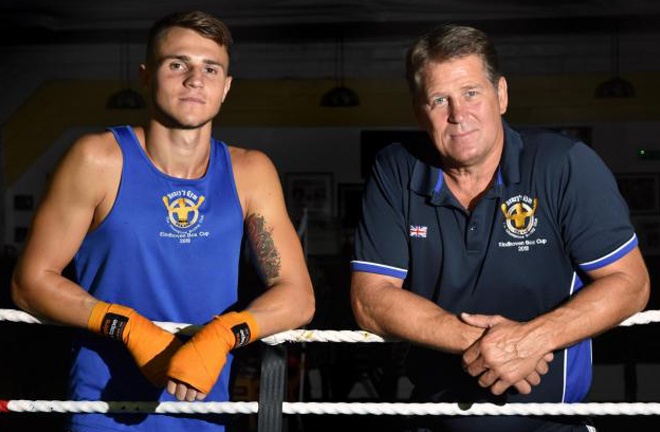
[{"left": 352, "top": 121, "right": 637, "bottom": 407}]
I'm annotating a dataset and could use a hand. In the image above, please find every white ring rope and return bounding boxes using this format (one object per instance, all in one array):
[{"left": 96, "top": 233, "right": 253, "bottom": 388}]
[
  {"left": 2, "top": 308, "right": 659, "bottom": 418},
  {"left": 261, "top": 329, "right": 387, "bottom": 344},
  {"left": 281, "top": 402, "right": 660, "bottom": 416},
  {"left": 1, "top": 308, "right": 658, "bottom": 344},
  {"left": 0, "top": 401, "right": 258, "bottom": 415},
  {"left": 3, "top": 401, "right": 660, "bottom": 416}
]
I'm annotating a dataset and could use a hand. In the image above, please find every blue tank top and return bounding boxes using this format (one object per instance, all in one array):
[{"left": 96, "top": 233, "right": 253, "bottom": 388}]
[{"left": 69, "top": 125, "right": 244, "bottom": 432}]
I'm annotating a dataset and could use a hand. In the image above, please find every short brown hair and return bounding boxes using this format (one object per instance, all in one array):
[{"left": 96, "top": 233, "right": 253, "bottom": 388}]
[
  {"left": 405, "top": 24, "right": 501, "bottom": 98},
  {"left": 145, "top": 10, "right": 233, "bottom": 67}
]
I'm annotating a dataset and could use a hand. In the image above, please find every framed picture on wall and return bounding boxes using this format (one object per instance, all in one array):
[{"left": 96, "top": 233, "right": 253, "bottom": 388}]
[
  {"left": 284, "top": 172, "right": 334, "bottom": 221},
  {"left": 360, "top": 129, "right": 431, "bottom": 179},
  {"left": 337, "top": 183, "right": 364, "bottom": 230},
  {"left": 615, "top": 173, "right": 660, "bottom": 214},
  {"left": 13, "top": 194, "right": 34, "bottom": 211}
]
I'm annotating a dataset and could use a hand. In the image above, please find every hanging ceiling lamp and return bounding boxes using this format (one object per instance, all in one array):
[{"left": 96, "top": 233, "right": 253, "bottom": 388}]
[
  {"left": 107, "top": 32, "right": 146, "bottom": 109},
  {"left": 595, "top": 30, "right": 635, "bottom": 98},
  {"left": 320, "top": 36, "right": 360, "bottom": 107}
]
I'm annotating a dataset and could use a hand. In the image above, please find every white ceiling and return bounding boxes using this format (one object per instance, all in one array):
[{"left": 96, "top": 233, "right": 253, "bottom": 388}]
[{"left": 1, "top": 0, "right": 660, "bottom": 45}]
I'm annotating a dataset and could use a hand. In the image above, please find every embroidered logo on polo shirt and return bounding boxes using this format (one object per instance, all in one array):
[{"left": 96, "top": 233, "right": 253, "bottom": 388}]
[
  {"left": 409, "top": 225, "right": 428, "bottom": 238},
  {"left": 500, "top": 194, "right": 538, "bottom": 239}
]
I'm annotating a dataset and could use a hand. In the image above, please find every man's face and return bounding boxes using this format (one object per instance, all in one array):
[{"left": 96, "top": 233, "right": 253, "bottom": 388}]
[
  {"left": 414, "top": 54, "right": 508, "bottom": 169},
  {"left": 141, "top": 26, "right": 232, "bottom": 129}
]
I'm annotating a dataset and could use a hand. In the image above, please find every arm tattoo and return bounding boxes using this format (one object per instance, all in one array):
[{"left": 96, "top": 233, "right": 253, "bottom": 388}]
[{"left": 246, "top": 213, "right": 281, "bottom": 284}]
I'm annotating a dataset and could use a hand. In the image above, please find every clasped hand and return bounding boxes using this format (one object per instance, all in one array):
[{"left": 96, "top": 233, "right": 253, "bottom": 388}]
[{"left": 460, "top": 313, "right": 553, "bottom": 396}]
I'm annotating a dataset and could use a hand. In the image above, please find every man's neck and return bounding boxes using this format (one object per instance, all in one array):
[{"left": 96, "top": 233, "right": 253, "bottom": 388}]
[
  {"left": 139, "top": 123, "right": 214, "bottom": 179},
  {"left": 441, "top": 143, "right": 502, "bottom": 212}
]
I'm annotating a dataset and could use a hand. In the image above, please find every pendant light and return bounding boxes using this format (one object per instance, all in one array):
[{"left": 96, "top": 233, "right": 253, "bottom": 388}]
[
  {"left": 320, "top": 36, "right": 360, "bottom": 107},
  {"left": 595, "top": 30, "right": 635, "bottom": 98},
  {"left": 107, "top": 32, "right": 146, "bottom": 109}
]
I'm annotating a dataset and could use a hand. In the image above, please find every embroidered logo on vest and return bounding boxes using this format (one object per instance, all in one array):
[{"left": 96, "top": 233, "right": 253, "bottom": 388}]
[
  {"left": 160, "top": 189, "right": 209, "bottom": 244},
  {"left": 163, "top": 191, "right": 205, "bottom": 229}
]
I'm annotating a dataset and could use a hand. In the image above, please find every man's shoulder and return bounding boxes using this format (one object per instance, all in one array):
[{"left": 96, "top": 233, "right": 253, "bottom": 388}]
[
  {"left": 514, "top": 127, "right": 587, "bottom": 165},
  {"left": 512, "top": 127, "right": 604, "bottom": 185},
  {"left": 46, "top": 129, "right": 122, "bottom": 214},
  {"left": 517, "top": 127, "right": 582, "bottom": 151},
  {"left": 67, "top": 129, "right": 122, "bottom": 167},
  {"left": 371, "top": 141, "right": 436, "bottom": 183},
  {"left": 226, "top": 145, "right": 274, "bottom": 174}
]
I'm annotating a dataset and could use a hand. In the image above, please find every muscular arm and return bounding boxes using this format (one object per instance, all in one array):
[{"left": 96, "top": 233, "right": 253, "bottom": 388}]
[
  {"left": 351, "top": 271, "right": 484, "bottom": 354},
  {"left": 234, "top": 149, "right": 315, "bottom": 337},
  {"left": 352, "top": 271, "right": 555, "bottom": 393},
  {"left": 463, "top": 247, "right": 650, "bottom": 395},
  {"left": 11, "top": 133, "right": 119, "bottom": 326},
  {"left": 166, "top": 149, "right": 315, "bottom": 401}
]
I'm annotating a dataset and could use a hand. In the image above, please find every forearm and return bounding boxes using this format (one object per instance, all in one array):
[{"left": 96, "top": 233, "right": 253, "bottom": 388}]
[
  {"left": 528, "top": 281, "right": 647, "bottom": 354},
  {"left": 245, "top": 280, "right": 315, "bottom": 338},
  {"left": 11, "top": 265, "right": 97, "bottom": 328},
  {"left": 351, "top": 272, "right": 483, "bottom": 354},
  {"left": 520, "top": 250, "right": 649, "bottom": 354}
]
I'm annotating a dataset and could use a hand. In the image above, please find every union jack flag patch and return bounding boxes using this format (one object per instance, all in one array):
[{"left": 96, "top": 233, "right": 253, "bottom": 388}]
[{"left": 409, "top": 225, "right": 428, "bottom": 238}]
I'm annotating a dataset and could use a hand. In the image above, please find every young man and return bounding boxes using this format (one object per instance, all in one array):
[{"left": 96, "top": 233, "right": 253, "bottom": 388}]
[
  {"left": 350, "top": 24, "right": 649, "bottom": 431},
  {"left": 11, "top": 10, "right": 315, "bottom": 432}
]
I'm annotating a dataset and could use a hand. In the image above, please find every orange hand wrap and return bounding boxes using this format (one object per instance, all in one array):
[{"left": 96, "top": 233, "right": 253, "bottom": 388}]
[
  {"left": 166, "top": 311, "right": 259, "bottom": 394},
  {"left": 88, "top": 301, "right": 182, "bottom": 387}
]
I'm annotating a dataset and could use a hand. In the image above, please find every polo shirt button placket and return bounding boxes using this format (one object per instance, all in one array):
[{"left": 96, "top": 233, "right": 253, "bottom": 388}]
[{"left": 466, "top": 215, "right": 483, "bottom": 251}]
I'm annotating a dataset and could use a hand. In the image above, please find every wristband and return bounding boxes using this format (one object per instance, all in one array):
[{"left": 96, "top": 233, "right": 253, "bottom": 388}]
[
  {"left": 88, "top": 301, "right": 181, "bottom": 387},
  {"left": 167, "top": 311, "right": 259, "bottom": 394}
]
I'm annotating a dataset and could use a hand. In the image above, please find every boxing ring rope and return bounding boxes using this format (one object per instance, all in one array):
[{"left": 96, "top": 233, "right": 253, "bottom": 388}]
[
  {"left": 2, "top": 308, "right": 660, "bottom": 427},
  {"left": 1, "top": 307, "right": 659, "bottom": 342},
  {"left": 3, "top": 400, "right": 660, "bottom": 416}
]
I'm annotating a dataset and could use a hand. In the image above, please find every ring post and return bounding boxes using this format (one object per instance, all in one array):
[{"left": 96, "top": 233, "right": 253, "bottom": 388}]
[{"left": 258, "top": 342, "right": 287, "bottom": 432}]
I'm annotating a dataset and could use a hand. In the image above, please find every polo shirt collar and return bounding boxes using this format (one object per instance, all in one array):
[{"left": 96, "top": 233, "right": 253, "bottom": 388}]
[{"left": 409, "top": 120, "right": 523, "bottom": 206}]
